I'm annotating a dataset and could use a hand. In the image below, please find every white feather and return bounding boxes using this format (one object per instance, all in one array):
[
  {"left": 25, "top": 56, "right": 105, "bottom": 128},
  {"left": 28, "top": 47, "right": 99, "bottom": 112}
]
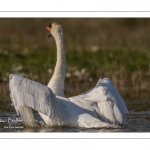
[{"left": 9, "top": 74, "right": 119, "bottom": 128}]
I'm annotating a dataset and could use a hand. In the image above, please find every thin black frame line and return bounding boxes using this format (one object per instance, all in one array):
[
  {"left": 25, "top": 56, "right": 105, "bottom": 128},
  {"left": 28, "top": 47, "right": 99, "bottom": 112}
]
[{"left": 0, "top": 11, "right": 150, "bottom": 12}]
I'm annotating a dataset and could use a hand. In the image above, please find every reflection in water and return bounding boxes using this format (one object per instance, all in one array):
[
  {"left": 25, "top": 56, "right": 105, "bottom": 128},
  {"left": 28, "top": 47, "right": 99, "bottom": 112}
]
[
  {"left": 0, "top": 111, "right": 150, "bottom": 132},
  {"left": 0, "top": 99, "right": 150, "bottom": 132}
]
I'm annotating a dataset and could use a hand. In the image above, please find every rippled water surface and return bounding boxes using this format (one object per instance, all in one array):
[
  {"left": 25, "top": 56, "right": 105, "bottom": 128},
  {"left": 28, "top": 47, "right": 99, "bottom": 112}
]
[{"left": 0, "top": 99, "right": 150, "bottom": 132}]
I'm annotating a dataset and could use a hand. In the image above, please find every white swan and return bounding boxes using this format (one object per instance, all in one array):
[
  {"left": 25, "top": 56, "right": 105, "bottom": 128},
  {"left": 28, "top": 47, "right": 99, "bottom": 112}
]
[{"left": 9, "top": 22, "right": 128, "bottom": 128}]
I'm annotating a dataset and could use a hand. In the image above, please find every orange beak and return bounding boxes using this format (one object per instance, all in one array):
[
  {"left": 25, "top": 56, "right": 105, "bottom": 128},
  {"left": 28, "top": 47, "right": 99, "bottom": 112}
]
[{"left": 46, "top": 27, "right": 50, "bottom": 31}]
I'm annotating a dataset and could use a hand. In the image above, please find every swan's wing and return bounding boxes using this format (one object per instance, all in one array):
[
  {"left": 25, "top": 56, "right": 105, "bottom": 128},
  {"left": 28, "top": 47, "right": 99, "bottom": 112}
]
[
  {"left": 68, "top": 78, "right": 128, "bottom": 124},
  {"left": 69, "top": 78, "right": 128, "bottom": 113},
  {"left": 95, "top": 78, "right": 128, "bottom": 114},
  {"left": 9, "top": 74, "right": 57, "bottom": 126}
]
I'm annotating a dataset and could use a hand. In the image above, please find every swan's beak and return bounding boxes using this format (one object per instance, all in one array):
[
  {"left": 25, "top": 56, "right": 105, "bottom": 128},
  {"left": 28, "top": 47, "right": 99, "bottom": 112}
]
[
  {"left": 46, "top": 27, "right": 50, "bottom": 31},
  {"left": 46, "top": 27, "right": 52, "bottom": 38}
]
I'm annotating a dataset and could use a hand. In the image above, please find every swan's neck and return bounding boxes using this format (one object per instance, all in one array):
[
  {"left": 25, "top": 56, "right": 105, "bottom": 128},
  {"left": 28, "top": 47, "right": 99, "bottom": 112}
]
[{"left": 47, "top": 32, "right": 66, "bottom": 97}]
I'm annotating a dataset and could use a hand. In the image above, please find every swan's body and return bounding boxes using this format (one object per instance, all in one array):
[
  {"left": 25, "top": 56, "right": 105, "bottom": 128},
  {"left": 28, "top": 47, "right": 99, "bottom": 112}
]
[{"left": 9, "top": 22, "right": 128, "bottom": 128}]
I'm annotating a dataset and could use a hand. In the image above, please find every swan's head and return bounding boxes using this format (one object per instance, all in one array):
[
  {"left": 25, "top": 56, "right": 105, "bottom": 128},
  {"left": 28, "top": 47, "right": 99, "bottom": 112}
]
[{"left": 46, "top": 22, "right": 63, "bottom": 38}]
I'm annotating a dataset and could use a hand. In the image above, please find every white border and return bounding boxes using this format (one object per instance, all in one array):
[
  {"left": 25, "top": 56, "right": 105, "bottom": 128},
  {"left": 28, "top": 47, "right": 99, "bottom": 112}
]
[
  {"left": 0, "top": 1, "right": 150, "bottom": 146},
  {"left": 0, "top": 0, "right": 150, "bottom": 12},
  {"left": 1, "top": 138, "right": 149, "bottom": 150},
  {"left": 0, "top": 0, "right": 150, "bottom": 18}
]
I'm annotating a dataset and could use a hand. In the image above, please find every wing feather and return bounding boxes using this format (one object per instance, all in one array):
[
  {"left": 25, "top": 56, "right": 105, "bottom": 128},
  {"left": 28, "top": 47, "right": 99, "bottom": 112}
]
[
  {"left": 69, "top": 78, "right": 128, "bottom": 124},
  {"left": 9, "top": 74, "right": 57, "bottom": 118}
]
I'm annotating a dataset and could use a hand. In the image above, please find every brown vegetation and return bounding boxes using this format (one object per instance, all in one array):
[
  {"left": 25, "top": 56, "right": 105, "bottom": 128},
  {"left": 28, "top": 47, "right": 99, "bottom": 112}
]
[{"left": 0, "top": 18, "right": 150, "bottom": 102}]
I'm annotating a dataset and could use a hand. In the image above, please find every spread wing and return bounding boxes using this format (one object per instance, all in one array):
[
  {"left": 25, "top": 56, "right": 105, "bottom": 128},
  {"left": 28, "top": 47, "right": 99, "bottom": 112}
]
[
  {"left": 68, "top": 78, "right": 128, "bottom": 124},
  {"left": 9, "top": 74, "right": 57, "bottom": 127}
]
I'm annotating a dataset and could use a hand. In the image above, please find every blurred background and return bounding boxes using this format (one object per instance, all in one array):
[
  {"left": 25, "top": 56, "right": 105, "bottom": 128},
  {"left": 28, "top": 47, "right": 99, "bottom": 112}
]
[{"left": 0, "top": 18, "right": 150, "bottom": 112}]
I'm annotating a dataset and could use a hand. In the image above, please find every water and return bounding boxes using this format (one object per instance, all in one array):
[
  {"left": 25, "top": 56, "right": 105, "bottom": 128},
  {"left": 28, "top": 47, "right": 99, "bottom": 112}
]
[{"left": 0, "top": 99, "right": 150, "bottom": 132}]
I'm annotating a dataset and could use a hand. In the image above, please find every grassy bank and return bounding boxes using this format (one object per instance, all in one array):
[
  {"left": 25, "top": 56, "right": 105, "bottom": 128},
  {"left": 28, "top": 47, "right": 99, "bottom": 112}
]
[{"left": 0, "top": 18, "right": 150, "bottom": 102}]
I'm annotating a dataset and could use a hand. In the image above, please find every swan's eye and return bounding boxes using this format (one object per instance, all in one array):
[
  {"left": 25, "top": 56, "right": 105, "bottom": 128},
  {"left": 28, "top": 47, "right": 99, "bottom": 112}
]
[{"left": 49, "top": 23, "right": 52, "bottom": 28}]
